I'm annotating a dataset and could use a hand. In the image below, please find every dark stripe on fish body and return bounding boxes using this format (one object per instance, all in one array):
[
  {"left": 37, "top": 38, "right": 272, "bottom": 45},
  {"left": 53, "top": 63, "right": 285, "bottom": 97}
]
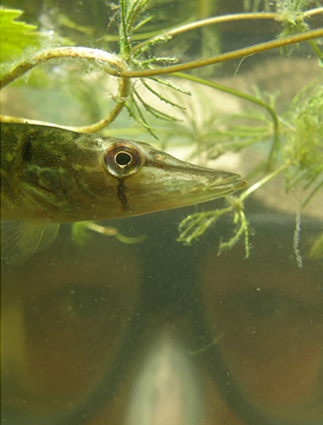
[{"left": 117, "top": 179, "right": 130, "bottom": 210}]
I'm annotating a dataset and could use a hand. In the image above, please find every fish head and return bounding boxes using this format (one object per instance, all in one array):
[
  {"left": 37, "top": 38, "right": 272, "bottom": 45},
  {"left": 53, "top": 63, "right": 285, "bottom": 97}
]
[{"left": 101, "top": 139, "right": 247, "bottom": 218}]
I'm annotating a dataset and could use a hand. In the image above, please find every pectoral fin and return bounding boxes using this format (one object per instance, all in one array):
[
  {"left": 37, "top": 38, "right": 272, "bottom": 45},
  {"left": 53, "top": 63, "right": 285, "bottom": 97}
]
[{"left": 1, "top": 221, "right": 60, "bottom": 266}]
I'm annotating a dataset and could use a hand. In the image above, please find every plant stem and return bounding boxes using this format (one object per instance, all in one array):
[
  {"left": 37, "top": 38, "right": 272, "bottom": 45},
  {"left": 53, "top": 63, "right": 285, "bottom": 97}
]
[
  {"left": 2, "top": 29, "right": 322, "bottom": 88},
  {"left": 308, "top": 39, "right": 323, "bottom": 62},
  {"left": 239, "top": 162, "right": 288, "bottom": 202},
  {"left": 304, "top": 7, "right": 323, "bottom": 17},
  {"left": 112, "top": 29, "right": 323, "bottom": 78},
  {"left": 132, "top": 12, "right": 281, "bottom": 54},
  {"left": 0, "top": 47, "right": 131, "bottom": 133},
  {"left": 0, "top": 47, "right": 126, "bottom": 89}
]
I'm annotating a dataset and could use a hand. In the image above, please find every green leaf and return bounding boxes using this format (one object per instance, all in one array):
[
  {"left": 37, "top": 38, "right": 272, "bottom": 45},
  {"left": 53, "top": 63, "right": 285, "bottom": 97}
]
[{"left": 0, "top": 7, "right": 41, "bottom": 62}]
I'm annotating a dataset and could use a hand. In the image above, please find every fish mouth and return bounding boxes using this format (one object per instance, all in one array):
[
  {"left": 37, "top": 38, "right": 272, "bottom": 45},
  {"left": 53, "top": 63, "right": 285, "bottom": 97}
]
[
  {"left": 181, "top": 173, "right": 247, "bottom": 206},
  {"left": 127, "top": 163, "right": 247, "bottom": 215},
  {"left": 145, "top": 149, "right": 247, "bottom": 200},
  {"left": 205, "top": 173, "right": 247, "bottom": 198}
]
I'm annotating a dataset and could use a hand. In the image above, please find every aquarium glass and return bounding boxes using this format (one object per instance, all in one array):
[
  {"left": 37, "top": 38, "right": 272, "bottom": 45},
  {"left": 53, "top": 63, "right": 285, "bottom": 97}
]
[{"left": 1, "top": 1, "right": 323, "bottom": 425}]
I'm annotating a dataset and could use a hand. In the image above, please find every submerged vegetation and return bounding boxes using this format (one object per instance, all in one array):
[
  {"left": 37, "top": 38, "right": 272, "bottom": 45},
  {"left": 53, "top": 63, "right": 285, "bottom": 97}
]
[{"left": 1, "top": 0, "right": 322, "bottom": 259}]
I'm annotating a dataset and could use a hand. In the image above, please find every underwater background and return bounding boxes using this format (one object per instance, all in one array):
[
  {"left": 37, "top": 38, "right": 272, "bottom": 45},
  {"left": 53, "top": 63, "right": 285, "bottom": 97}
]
[{"left": 1, "top": 0, "right": 323, "bottom": 424}]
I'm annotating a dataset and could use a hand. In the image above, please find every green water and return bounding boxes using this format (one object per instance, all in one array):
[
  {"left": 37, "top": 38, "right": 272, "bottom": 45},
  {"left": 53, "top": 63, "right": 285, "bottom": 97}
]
[{"left": 1, "top": 0, "right": 323, "bottom": 424}]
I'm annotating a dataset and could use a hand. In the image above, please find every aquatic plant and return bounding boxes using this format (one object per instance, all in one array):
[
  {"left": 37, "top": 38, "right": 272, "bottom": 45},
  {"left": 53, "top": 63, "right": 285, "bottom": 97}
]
[{"left": 1, "top": 0, "right": 322, "bottom": 259}]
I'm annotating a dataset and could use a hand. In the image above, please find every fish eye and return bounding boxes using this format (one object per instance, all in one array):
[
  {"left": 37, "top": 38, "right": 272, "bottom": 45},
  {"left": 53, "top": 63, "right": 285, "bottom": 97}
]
[
  {"left": 115, "top": 151, "right": 132, "bottom": 167},
  {"left": 104, "top": 141, "right": 144, "bottom": 178}
]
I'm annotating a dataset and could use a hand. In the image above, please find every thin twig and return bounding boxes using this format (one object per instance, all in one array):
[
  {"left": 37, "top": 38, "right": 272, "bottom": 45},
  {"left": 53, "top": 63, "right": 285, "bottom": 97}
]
[
  {"left": 132, "top": 12, "right": 281, "bottom": 54},
  {"left": 0, "top": 47, "right": 125, "bottom": 88},
  {"left": 304, "top": 7, "right": 323, "bottom": 18},
  {"left": 239, "top": 162, "right": 288, "bottom": 202},
  {"left": 112, "top": 29, "right": 323, "bottom": 78}
]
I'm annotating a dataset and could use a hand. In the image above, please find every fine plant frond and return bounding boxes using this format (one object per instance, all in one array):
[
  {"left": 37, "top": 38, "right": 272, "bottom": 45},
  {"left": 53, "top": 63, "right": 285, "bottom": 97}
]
[
  {"left": 276, "top": 0, "right": 318, "bottom": 30},
  {"left": 133, "top": 89, "right": 179, "bottom": 121},
  {"left": 177, "top": 165, "right": 287, "bottom": 254},
  {"left": 141, "top": 80, "right": 185, "bottom": 109},
  {"left": 178, "top": 209, "right": 230, "bottom": 246},
  {"left": 276, "top": 0, "right": 323, "bottom": 60},
  {"left": 148, "top": 77, "right": 192, "bottom": 96},
  {"left": 301, "top": 180, "right": 323, "bottom": 209},
  {"left": 131, "top": 34, "right": 172, "bottom": 57},
  {"left": 132, "top": 15, "right": 154, "bottom": 32},
  {"left": 309, "top": 232, "right": 323, "bottom": 259},
  {"left": 116, "top": 0, "right": 191, "bottom": 131},
  {"left": 282, "top": 78, "right": 323, "bottom": 203},
  {"left": 156, "top": 96, "right": 275, "bottom": 164},
  {"left": 125, "top": 92, "right": 157, "bottom": 138},
  {"left": 119, "top": 0, "right": 151, "bottom": 54},
  {"left": 218, "top": 209, "right": 249, "bottom": 257},
  {"left": 124, "top": 75, "right": 189, "bottom": 134},
  {"left": 124, "top": 79, "right": 186, "bottom": 132},
  {"left": 177, "top": 197, "right": 250, "bottom": 257}
]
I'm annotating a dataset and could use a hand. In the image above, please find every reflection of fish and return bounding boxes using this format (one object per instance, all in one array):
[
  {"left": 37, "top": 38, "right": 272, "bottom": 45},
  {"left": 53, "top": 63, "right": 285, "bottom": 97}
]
[{"left": 1, "top": 123, "right": 247, "bottom": 265}]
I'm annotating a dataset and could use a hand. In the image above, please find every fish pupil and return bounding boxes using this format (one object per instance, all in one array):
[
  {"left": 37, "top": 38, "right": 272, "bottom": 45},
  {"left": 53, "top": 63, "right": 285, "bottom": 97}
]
[{"left": 115, "top": 151, "right": 132, "bottom": 167}]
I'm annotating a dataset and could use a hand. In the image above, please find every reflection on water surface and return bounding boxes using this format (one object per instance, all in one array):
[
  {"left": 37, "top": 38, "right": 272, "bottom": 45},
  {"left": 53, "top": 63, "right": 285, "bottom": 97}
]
[{"left": 1, "top": 207, "right": 323, "bottom": 425}]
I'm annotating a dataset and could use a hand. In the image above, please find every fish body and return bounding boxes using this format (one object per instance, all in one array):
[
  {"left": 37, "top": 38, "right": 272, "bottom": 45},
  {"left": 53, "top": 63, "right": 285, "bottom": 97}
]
[{"left": 1, "top": 122, "right": 246, "bottom": 264}]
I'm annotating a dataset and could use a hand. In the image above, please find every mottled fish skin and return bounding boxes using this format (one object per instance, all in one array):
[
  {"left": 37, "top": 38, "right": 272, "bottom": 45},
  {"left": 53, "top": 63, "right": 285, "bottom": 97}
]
[
  {"left": 1, "top": 122, "right": 247, "bottom": 265},
  {"left": 1, "top": 122, "right": 247, "bottom": 223}
]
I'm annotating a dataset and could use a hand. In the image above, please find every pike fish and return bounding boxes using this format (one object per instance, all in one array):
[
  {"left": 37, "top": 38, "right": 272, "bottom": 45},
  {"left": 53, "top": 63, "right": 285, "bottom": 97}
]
[{"left": 1, "top": 122, "right": 247, "bottom": 265}]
